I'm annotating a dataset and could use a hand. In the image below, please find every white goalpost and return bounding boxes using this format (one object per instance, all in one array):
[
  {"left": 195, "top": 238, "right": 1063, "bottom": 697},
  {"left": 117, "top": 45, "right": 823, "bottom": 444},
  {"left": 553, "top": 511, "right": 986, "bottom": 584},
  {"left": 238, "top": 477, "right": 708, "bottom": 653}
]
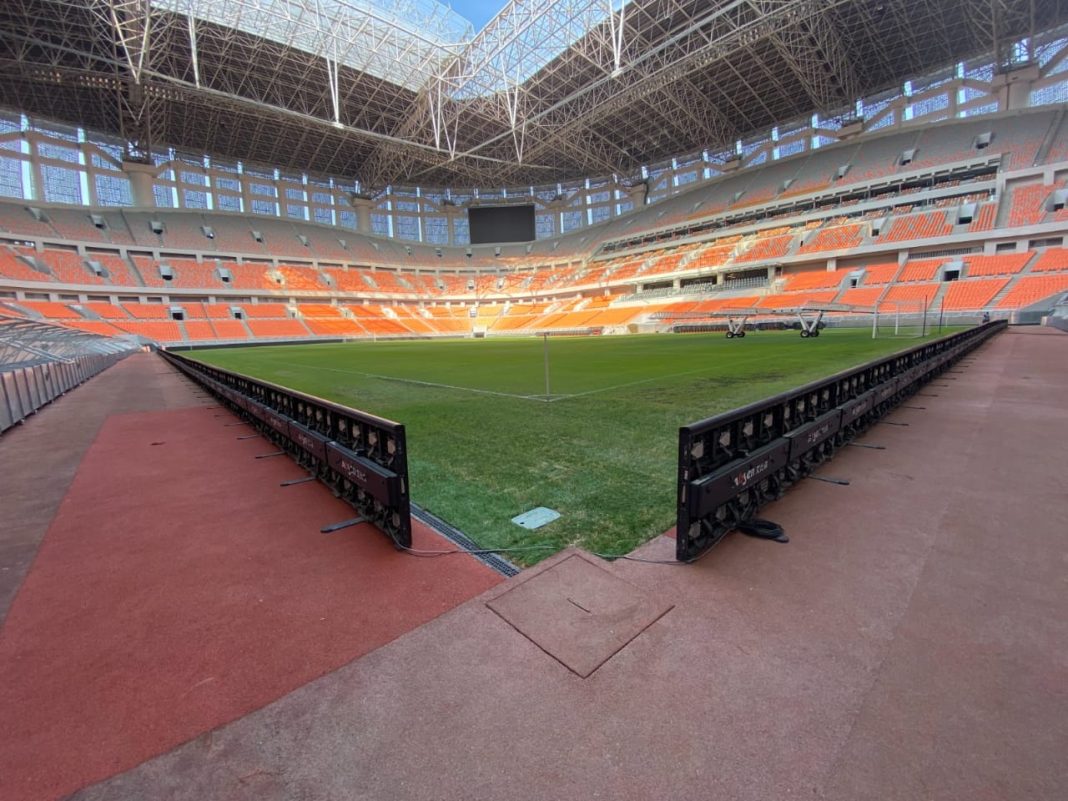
[{"left": 871, "top": 299, "right": 928, "bottom": 339}]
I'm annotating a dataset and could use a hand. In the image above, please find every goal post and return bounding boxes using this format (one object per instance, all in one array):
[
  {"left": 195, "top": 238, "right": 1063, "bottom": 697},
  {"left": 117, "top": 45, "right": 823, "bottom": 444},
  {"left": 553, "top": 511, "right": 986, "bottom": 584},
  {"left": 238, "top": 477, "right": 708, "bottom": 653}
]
[{"left": 872, "top": 299, "right": 928, "bottom": 339}]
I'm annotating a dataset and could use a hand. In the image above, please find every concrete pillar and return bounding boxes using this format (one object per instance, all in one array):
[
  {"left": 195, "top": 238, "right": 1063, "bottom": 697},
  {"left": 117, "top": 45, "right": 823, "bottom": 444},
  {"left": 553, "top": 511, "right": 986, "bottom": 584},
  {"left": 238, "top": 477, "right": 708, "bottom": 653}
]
[
  {"left": 624, "top": 182, "right": 648, "bottom": 208},
  {"left": 122, "top": 161, "right": 159, "bottom": 208},
  {"left": 991, "top": 65, "right": 1040, "bottom": 111},
  {"left": 547, "top": 199, "right": 568, "bottom": 236},
  {"left": 443, "top": 206, "right": 458, "bottom": 246},
  {"left": 349, "top": 196, "right": 374, "bottom": 235},
  {"left": 827, "top": 258, "right": 837, "bottom": 273}
]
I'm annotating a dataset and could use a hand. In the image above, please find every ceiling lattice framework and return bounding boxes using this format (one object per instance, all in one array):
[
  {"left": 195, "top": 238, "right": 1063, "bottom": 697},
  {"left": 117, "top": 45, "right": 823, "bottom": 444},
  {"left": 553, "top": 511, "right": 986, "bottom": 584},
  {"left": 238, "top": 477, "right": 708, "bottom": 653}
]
[{"left": 0, "top": 0, "right": 1064, "bottom": 189}]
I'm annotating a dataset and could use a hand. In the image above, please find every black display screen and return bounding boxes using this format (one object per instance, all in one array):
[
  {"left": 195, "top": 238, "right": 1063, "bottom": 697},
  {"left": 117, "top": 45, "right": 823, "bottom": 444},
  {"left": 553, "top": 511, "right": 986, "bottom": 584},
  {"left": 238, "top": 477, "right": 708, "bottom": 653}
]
[{"left": 468, "top": 205, "right": 536, "bottom": 244}]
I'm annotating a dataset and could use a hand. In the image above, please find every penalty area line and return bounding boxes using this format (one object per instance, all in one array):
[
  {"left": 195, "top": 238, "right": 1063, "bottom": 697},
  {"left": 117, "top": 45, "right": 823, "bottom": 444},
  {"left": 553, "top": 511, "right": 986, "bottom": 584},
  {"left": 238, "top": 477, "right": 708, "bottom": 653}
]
[{"left": 275, "top": 361, "right": 546, "bottom": 401}]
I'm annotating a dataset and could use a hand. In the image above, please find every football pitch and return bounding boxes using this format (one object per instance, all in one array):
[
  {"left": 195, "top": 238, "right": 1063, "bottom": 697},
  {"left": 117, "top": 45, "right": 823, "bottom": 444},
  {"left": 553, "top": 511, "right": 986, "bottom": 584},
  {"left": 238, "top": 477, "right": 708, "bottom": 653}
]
[{"left": 190, "top": 328, "right": 954, "bottom": 562}]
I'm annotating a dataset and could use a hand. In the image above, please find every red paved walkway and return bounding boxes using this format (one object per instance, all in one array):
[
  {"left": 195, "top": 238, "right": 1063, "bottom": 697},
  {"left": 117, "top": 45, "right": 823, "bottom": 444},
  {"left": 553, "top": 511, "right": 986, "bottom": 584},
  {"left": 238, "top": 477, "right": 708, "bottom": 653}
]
[
  {"left": 52, "top": 327, "right": 1066, "bottom": 801},
  {"left": 0, "top": 355, "right": 500, "bottom": 801}
]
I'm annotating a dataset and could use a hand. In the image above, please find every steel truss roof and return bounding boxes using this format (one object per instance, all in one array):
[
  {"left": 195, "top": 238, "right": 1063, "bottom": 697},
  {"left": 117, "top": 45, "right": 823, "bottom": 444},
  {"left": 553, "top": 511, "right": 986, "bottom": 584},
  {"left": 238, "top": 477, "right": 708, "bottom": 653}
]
[{"left": 0, "top": 0, "right": 1064, "bottom": 189}]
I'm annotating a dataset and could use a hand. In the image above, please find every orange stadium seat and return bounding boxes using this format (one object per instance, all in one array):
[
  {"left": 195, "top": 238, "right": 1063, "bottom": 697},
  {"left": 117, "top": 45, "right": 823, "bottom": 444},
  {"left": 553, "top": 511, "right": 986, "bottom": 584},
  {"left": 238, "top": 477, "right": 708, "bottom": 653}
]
[
  {"left": 861, "top": 262, "right": 901, "bottom": 284},
  {"left": 111, "top": 321, "right": 183, "bottom": 342},
  {"left": 782, "top": 270, "right": 846, "bottom": 291},
  {"left": 940, "top": 279, "right": 1008, "bottom": 310},
  {"left": 39, "top": 250, "right": 105, "bottom": 285},
  {"left": 17, "top": 301, "right": 82, "bottom": 319},
  {"left": 969, "top": 202, "right": 997, "bottom": 232},
  {"left": 248, "top": 319, "right": 310, "bottom": 338},
  {"left": 0, "top": 247, "right": 52, "bottom": 283},
  {"left": 881, "top": 211, "right": 953, "bottom": 243},
  {"left": 837, "top": 286, "right": 885, "bottom": 307},
  {"left": 997, "top": 275, "right": 1068, "bottom": 308},
  {"left": 1030, "top": 248, "right": 1068, "bottom": 273},
  {"left": 798, "top": 222, "right": 864, "bottom": 253},
  {"left": 897, "top": 259, "right": 944, "bottom": 282},
  {"left": 963, "top": 253, "right": 1031, "bottom": 276},
  {"left": 183, "top": 321, "right": 217, "bottom": 340},
  {"left": 1007, "top": 183, "right": 1051, "bottom": 226},
  {"left": 210, "top": 320, "right": 248, "bottom": 339},
  {"left": 122, "top": 303, "right": 172, "bottom": 319},
  {"left": 879, "top": 283, "right": 939, "bottom": 310}
]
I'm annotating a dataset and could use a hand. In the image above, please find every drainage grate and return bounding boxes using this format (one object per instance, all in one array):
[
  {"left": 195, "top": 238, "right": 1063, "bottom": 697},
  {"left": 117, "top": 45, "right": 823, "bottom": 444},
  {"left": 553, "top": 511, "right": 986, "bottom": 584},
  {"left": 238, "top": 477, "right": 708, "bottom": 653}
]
[{"left": 410, "top": 504, "right": 520, "bottom": 577}]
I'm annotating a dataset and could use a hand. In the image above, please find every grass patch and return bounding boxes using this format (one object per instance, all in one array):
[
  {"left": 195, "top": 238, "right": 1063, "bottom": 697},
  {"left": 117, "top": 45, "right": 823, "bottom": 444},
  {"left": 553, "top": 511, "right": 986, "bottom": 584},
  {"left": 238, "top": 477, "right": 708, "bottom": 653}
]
[{"left": 190, "top": 328, "right": 958, "bottom": 563}]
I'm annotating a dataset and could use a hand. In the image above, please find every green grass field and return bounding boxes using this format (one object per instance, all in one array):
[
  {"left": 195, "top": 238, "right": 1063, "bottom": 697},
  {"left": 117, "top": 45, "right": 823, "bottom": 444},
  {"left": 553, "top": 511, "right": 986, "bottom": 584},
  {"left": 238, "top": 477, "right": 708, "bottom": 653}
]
[{"left": 190, "top": 328, "right": 955, "bottom": 562}]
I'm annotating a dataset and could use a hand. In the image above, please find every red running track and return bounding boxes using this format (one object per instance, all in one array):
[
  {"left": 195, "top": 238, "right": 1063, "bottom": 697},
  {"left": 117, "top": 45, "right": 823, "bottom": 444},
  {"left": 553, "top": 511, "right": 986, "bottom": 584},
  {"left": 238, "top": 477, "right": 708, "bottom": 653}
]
[{"left": 0, "top": 402, "right": 501, "bottom": 801}]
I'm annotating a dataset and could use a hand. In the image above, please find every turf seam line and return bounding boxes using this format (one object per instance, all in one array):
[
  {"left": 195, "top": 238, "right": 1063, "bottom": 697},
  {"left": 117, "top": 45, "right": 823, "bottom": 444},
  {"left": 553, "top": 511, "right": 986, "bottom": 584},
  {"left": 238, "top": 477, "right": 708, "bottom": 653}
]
[
  {"left": 275, "top": 361, "right": 544, "bottom": 402},
  {"left": 410, "top": 504, "right": 520, "bottom": 577}
]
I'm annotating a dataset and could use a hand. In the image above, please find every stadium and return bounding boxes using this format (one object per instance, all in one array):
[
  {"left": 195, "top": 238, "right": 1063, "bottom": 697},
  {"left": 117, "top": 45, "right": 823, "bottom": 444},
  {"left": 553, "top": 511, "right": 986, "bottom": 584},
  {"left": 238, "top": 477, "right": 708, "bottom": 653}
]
[{"left": 1, "top": 0, "right": 1066, "bottom": 798}]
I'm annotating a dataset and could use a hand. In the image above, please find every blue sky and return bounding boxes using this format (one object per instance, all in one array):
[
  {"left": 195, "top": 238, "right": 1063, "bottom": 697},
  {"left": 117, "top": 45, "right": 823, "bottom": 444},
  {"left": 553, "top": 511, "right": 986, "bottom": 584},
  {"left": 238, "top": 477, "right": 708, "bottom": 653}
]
[{"left": 445, "top": 0, "right": 502, "bottom": 31}]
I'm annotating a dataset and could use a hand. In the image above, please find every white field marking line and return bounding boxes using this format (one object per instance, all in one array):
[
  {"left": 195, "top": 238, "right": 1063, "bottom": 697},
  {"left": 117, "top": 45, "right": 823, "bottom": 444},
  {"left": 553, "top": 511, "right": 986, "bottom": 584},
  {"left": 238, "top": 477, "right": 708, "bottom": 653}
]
[
  {"left": 274, "top": 361, "right": 545, "bottom": 401},
  {"left": 546, "top": 350, "right": 789, "bottom": 402}
]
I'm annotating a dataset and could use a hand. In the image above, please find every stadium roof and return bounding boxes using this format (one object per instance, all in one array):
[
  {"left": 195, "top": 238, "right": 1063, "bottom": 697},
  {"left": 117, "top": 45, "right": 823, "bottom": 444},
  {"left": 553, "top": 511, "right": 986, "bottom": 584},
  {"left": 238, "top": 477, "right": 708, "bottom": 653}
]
[{"left": 0, "top": 0, "right": 1064, "bottom": 188}]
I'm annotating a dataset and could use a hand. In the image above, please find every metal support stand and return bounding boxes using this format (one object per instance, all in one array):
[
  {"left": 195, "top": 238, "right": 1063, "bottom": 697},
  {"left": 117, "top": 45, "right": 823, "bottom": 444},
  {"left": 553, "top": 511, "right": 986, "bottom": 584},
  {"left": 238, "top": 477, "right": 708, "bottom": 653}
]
[
  {"left": 878, "top": 421, "right": 910, "bottom": 427},
  {"left": 320, "top": 516, "right": 367, "bottom": 534},
  {"left": 847, "top": 442, "right": 886, "bottom": 450},
  {"left": 808, "top": 475, "right": 850, "bottom": 485},
  {"left": 237, "top": 434, "right": 259, "bottom": 440},
  {"left": 255, "top": 451, "right": 285, "bottom": 459},
  {"left": 281, "top": 476, "right": 316, "bottom": 487}
]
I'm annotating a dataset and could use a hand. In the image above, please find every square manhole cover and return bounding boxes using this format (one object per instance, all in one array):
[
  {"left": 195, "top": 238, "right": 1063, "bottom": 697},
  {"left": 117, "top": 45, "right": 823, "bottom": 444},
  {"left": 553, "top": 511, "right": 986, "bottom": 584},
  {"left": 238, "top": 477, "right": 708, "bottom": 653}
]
[{"left": 487, "top": 554, "right": 673, "bottom": 678}]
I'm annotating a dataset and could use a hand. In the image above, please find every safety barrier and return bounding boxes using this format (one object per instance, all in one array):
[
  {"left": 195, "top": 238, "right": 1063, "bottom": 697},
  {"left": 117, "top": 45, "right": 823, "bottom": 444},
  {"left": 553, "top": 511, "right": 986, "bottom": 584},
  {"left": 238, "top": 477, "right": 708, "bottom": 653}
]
[
  {"left": 160, "top": 350, "right": 412, "bottom": 548},
  {"left": 0, "top": 353, "right": 128, "bottom": 434},
  {"left": 675, "top": 321, "right": 1007, "bottom": 561}
]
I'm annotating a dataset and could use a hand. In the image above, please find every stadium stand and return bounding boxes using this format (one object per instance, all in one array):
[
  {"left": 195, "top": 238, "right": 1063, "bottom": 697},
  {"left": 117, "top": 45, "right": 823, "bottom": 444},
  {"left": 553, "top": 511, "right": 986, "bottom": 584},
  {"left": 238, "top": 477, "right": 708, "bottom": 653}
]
[
  {"left": 962, "top": 252, "right": 1032, "bottom": 276},
  {"left": 880, "top": 210, "right": 954, "bottom": 242},
  {"left": 897, "top": 259, "right": 945, "bottom": 282},
  {"left": 797, "top": 220, "right": 865, "bottom": 253},
  {"left": 860, "top": 262, "right": 902, "bottom": 285},
  {"left": 996, "top": 274, "right": 1068, "bottom": 308},
  {"left": 1030, "top": 247, "right": 1068, "bottom": 272},
  {"left": 941, "top": 278, "right": 1010, "bottom": 310}
]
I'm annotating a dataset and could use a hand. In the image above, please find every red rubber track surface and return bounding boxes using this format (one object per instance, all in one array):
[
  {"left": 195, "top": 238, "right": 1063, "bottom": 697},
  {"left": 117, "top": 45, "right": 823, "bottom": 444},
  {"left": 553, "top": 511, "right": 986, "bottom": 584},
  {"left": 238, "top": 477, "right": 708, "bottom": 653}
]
[{"left": 0, "top": 398, "right": 500, "bottom": 801}]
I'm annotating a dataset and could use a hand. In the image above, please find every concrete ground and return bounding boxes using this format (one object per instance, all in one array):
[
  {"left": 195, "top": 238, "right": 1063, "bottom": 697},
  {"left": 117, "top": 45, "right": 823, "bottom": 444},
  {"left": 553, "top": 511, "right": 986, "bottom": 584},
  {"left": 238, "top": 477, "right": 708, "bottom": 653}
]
[{"left": 1, "top": 328, "right": 1065, "bottom": 801}]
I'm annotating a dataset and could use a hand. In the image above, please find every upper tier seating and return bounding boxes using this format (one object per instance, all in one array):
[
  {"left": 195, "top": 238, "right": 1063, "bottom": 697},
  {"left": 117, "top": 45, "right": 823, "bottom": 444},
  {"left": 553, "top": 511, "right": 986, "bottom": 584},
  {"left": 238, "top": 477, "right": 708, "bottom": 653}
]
[
  {"left": 782, "top": 270, "right": 847, "bottom": 292},
  {"left": 962, "top": 253, "right": 1032, "bottom": 276},
  {"left": 219, "top": 261, "right": 274, "bottom": 290},
  {"left": 0, "top": 246, "right": 50, "bottom": 283},
  {"left": 735, "top": 228, "right": 793, "bottom": 263},
  {"left": 17, "top": 300, "right": 81, "bottom": 319},
  {"left": 1030, "top": 248, "right": 1068, "bottom": 272},
  {"left": 278, "top": 265, "right": 326, "bottom": 291},
  {"left": 860, "top": 262, "right": 901, "bottom": 285},
  {"left": 837, "top": 286, "right": 885, "bottom": 307},
  {"left": 897, "top": 259, "right": 944, "bottom": 282},
  {"left": 879, "top": 283, "right": 940, "bottom": 310},
  {"left": 85, "top": 253, "right": 140, "bottom": 286},
  {"left": 38, "top": 250, "right": 105, "bottom": 285},
  {"left": 941, "top": 278, "right": 1009, "bottom": 310},
  {"left": 797, "top": 221, "right": 865, "bottom": 253},
  {"left": 969, "top": 202, "right": 997, "bottom": 232},
  {"left": 881, "top": 211, "right": 953, "bottom": 243}
]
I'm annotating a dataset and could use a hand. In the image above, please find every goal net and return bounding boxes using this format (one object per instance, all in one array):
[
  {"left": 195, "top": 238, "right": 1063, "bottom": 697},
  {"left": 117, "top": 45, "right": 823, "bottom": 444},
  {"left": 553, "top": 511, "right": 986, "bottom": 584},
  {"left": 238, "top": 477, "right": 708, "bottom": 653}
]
[{"left": 871, "top": 299, "right": 928, "bottom": 339}]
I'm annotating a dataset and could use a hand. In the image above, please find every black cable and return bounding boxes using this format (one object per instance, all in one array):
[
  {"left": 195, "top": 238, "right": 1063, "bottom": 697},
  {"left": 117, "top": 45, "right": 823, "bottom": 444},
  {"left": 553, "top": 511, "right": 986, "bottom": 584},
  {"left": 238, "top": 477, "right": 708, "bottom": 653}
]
[{"left": 393, "top": 539, "right": 706, "bottom": 565}]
